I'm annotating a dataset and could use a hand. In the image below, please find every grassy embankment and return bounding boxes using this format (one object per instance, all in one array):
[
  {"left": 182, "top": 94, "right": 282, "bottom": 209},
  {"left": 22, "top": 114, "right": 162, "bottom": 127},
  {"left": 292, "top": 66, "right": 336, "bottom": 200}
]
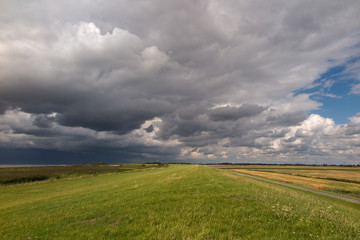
[
  {"left": 0, "top": 165, "right": 359, "bottom": 239},
  {"left": 0, "top": 164, "right": 163, "bottom": 185},
  {"left": 218, "top": 165, "right": 360, "bottom": 199}
]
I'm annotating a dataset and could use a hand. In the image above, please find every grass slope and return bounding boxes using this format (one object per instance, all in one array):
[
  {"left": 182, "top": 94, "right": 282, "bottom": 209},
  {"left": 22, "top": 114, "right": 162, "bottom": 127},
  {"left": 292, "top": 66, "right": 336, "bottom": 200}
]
[{"left": 0, "top": 165, "right": 359, "bottom": 239}]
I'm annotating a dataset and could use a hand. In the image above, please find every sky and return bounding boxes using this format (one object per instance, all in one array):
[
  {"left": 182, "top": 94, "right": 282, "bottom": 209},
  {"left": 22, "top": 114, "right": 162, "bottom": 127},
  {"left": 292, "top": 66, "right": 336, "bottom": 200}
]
[{"left": 0, "top": 0, "right": 360, "bottom": 165}]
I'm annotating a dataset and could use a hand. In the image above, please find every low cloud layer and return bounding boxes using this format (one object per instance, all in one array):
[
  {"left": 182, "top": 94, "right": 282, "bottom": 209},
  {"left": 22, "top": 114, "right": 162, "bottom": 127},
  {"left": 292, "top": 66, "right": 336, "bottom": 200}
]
[{"left": 0, "top": 0, "right": 360, "bottom": 164}]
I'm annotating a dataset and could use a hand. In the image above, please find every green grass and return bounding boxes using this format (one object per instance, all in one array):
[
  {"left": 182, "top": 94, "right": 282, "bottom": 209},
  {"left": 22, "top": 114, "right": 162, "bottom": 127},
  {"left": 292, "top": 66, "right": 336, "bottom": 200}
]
[
  {"left": 0, "top": 163, "right": 164, "bottom": 185},
  {"left": 0, "top": 165, "right": 359, "bottom": 239}
]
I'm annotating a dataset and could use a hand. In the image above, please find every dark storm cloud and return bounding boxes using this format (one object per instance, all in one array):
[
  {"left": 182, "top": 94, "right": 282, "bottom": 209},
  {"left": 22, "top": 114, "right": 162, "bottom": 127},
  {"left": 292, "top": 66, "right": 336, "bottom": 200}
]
[
  {"left": 0, "top": 22, "right": 177, "bottom": 134},
  {"left": 55, "top": 97, "right": 172, "bottom": 134},
  {"left": 0, "top": 101, "right": 8, "bottom": 114},
  {"left": 209, "top": 104, "right": 266, "bottom": 122},
  {"left": 0, "top": 0, "right": 360, "bottom": 164},
  {"left": 144, "top": 125, "right": 154, "bottom": 133},
  {"left": 157, "top": 113, "right": 211, "bottom": 139},
  {"left": 33, "top": 114, "right": 55, "bottom": 128},
  {"left": 266, "top": 111, "right": 307, "bottom": 127}
]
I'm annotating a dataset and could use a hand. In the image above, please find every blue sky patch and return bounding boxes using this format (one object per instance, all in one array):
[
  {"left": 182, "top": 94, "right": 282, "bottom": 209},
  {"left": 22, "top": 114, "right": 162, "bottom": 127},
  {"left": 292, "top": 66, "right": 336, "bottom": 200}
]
[{"left": 294, "top": 58, "right": 360, "bottom": 124}]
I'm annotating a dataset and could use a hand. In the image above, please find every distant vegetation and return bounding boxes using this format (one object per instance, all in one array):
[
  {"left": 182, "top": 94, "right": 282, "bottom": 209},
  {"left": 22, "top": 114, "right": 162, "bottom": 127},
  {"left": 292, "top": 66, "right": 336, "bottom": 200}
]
[{"left": 0, "top": 163, "right": 167, "bottom": 185}]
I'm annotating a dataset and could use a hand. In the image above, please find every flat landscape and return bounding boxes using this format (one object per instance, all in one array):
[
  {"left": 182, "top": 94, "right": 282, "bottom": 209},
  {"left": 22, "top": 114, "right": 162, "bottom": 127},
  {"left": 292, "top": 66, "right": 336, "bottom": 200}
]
[
  {"left": 218, "top": 165, "right": 360, "bottom": 199},
  {"left": 0, "top": 164, "right": 359, "bottom": 239},
  {"left": 0, "top": 164, "right": 162, "bottom": 185}
]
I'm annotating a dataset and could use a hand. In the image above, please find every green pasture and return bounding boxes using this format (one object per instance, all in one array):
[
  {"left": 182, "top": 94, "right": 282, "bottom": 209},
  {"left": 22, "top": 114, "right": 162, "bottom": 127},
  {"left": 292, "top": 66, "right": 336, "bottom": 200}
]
[
  {"left": 0, "top": 165, "right": 359, "bottom": 239},
  {"left": 0, "top": 164, "right": 161, "bottom": 185}
]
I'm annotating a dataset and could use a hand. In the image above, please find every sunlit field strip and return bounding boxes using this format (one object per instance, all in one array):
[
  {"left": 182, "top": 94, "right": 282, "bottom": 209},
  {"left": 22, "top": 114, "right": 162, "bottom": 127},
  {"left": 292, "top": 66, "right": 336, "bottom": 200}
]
[
  {"left": 218, "top": 165, "right": 358, "bottom": 171},
  {"left": 230, "top": 169, "right": 360, "bottom": 199},
  {"left": 250, "top": 169, "right": 360, "bottom": 183},
  {"left": 216, "top": 165, "right": 360, "bottom": 184}
]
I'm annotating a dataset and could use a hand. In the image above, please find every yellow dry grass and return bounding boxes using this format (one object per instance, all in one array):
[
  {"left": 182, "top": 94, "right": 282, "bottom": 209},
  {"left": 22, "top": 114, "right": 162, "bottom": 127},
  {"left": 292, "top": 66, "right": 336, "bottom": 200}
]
[
  {"left": 232, "top": 169, "right": 331, "bottom": 189},
  {"left": 230, "top": 168, "right": 360, "bottom": 199},
  {"left": 216, "top": 165, "right": 360, "bottom": 182},
  {"left": 253, "top": 169, "right": 359, "bottom": 182}
]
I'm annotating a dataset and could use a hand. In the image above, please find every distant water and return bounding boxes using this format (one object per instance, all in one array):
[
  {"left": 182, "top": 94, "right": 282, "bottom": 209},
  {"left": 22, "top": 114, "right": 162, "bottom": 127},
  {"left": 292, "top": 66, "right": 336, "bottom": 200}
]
[{"left": 0, "top": 164, "right": 58, "bottom": 168}]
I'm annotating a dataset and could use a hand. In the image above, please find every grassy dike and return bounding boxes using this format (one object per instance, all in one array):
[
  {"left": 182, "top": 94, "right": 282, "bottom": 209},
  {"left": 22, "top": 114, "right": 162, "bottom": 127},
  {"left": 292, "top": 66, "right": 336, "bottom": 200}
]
[{"left": 0, "top": 165, "right": 359, "bottom": 239}]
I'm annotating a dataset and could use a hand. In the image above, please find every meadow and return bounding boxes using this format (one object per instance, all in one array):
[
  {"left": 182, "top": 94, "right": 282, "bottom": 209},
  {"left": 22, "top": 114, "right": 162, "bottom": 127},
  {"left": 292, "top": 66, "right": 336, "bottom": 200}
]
[
  {"left": 0, "top": 165, "right": 359, "bottom": 239},
  {"left": 218, "top": 165, "right": 360, "bottom": 199},
  {"left": 0, "top": 163, "right": 164, "bottom": 185}
]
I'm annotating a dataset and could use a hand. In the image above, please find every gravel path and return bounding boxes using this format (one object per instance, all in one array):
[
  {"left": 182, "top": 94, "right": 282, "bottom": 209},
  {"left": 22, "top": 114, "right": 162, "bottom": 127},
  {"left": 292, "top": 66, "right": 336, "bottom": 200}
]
[{"left": 231, "top": 171, "right": 360, "bottom": 204}]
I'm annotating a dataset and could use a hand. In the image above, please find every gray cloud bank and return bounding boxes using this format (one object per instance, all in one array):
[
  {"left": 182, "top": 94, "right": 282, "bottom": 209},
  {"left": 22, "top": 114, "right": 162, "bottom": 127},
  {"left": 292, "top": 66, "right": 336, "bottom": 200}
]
[{"left": 0, "top": 0, "right": 360, "bottom": 164}]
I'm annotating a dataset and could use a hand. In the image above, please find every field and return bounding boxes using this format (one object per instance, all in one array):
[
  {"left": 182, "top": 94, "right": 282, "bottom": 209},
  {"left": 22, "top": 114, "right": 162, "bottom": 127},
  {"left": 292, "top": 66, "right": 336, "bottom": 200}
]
[
  {"left": 217, "top": 165, "right": 360, "bottom": 199},
  {"left": 0, "top": 163, "right": 164, "bottom": 185},
  {"left": 0, "top": 165, "right": 359, "bottom": 239}
]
